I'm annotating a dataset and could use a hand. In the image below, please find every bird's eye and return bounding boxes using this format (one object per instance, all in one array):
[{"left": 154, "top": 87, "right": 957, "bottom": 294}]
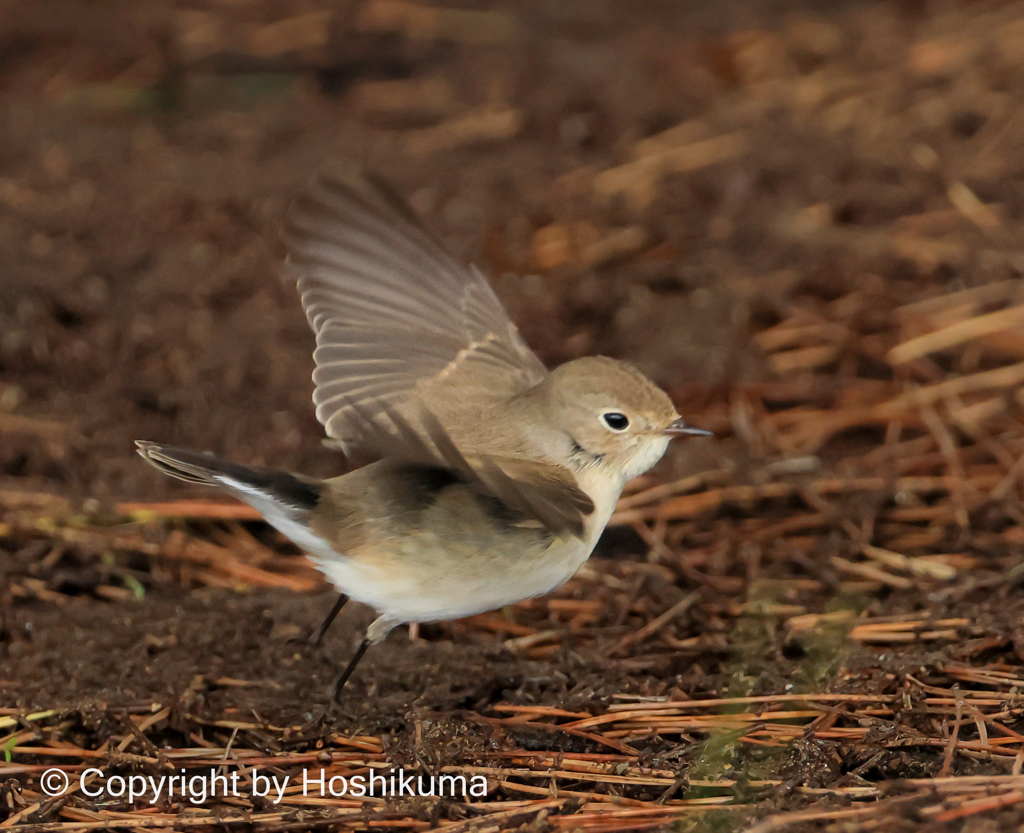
[{"left": 601, "top": 412, "right": 630, "bottom": 432}]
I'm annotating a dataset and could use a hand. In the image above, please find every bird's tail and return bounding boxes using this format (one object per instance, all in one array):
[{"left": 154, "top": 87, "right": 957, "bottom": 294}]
[{"left": 135, "top": 441, "right": 322, "bottom": 515}]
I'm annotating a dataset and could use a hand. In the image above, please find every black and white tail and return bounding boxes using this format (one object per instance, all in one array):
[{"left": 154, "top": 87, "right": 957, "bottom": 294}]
[{"left": 135, "top": 441, "right": 322, "bottom": 519}]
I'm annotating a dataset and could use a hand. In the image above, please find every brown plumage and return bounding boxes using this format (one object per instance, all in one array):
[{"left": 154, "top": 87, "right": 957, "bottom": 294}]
[{"left": 138, "top": 163, "right": 710, "bottom": 701}]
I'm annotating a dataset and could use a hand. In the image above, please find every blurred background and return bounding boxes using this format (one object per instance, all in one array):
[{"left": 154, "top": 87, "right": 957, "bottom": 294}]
[
  {"left": 7, "top": 0, "right": 1024, "bottom": 503},
  {"left": 10, "top": 4, "right": 1024, "bottom": 823}
]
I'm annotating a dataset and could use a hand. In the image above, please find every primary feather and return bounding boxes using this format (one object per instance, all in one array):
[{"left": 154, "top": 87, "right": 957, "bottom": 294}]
[{"left": 282, "top": 163, "right": 547, "bottom": 456}]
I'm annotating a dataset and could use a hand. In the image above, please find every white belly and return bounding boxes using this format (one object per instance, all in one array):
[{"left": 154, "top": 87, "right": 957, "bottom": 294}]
[
  {"left": 313, "top": 533, "right": 595, "bottom": 623},
  {"left": 269, "top": 463, "right": 624, "bottom": 625}
]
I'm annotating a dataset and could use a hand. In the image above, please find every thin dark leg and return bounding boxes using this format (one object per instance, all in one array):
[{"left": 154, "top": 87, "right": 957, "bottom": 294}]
[
  {"left": 333, "top": 637, "right": 370, "bottom": 702},
  {"left": 312, "top": 593, "right": 349, "bottom": 647}
]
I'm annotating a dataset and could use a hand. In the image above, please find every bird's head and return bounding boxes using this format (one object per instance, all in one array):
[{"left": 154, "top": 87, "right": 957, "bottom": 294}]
[{"left": 530, "top": 356, "right": 710, "bottom": 482}]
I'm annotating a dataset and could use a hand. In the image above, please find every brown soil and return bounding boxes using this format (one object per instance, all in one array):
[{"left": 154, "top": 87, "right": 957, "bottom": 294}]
[{"left": 6, "top": 0, "right": 1024, "bottom": 831}]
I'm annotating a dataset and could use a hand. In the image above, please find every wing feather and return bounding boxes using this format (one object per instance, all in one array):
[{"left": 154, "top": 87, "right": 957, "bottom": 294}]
[
  {"left": 283, "top": 163, "right": 547, "bottom": 459},
  {"left": 283, "top": 164, "right": 592, "bottom": 536},
  {"left": 344, "top": 398, "right": 593, "bottom": 538}
]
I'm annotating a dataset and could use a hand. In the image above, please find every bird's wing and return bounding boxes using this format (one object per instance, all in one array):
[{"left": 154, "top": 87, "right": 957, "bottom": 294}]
[
  {"left": 348, "top": 398, "right": 595, "bottom": 539},
  {"left": 282, "top": 163, "right": 548, "bottom": 457}
]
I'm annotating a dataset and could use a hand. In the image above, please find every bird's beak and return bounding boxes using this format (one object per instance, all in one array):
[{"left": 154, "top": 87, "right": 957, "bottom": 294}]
[{"left": 663, "top": 417, "right": 712, "bottom": 437}]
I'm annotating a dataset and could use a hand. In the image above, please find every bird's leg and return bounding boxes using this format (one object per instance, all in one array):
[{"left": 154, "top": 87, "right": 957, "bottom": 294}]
[
  {"left": 311, "top": 593, "right": 349, "bottom": 646},
  {"left": 332, "top": 638, "right": 369, "bottom": 701},
  {"left": 332, "top": 615, "right": 398, "bottom": 702}
]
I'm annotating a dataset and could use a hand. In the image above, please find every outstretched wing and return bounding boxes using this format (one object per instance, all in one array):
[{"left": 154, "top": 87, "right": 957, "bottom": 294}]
[{"left": 282, "top": 163, "right": 547, "bottom": 458}]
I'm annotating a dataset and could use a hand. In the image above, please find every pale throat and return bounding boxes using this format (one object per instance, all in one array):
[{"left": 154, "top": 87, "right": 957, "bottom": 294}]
[
  {"left": 573, "top": 436, "right": 669, "bottom": 529},
  {"left": 621, "top": 435, "right": 671, "bottom": 481},
  {"left": 565, "top": 434, "right": 670, "bottom": 491}
]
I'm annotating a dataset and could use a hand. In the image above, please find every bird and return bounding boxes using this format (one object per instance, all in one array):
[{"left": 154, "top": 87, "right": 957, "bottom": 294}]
[{"left": 136, "top": 163, "right": 710, "bottom": 700}]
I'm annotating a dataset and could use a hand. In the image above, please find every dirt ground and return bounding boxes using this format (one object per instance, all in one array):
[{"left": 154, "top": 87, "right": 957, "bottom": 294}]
[{"left": 7, "top": 0, "right": 1024, "bottom": 830}]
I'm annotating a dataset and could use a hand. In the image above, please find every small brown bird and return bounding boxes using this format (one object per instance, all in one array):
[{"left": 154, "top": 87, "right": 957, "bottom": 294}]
[{"left": 137, "top": 165, "right": 709, "bottom": 699}]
